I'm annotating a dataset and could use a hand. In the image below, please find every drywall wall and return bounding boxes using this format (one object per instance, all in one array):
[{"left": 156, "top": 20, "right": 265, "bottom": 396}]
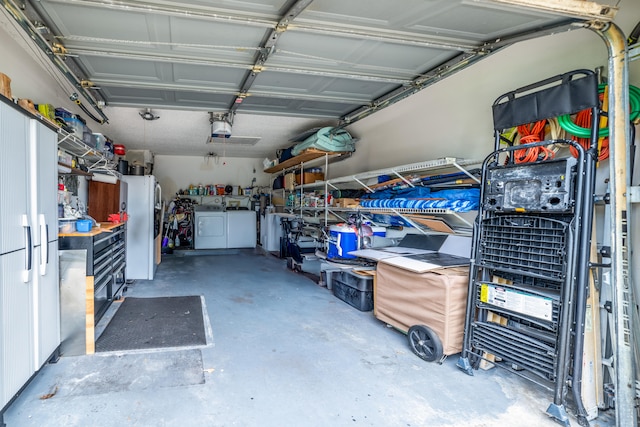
[
  {"left": 0, "top": 9, "right": 84, "bottom": 117},
  {"left": 153, "top": 155, "right": 269, "bottom": 200},
  {"left": 333, "top": 2, "right": 640, "bottom": 177}
]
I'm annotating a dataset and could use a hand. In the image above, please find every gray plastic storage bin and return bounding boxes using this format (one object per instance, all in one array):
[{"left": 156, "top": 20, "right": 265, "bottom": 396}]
[{"left": 332, "top": 270, "right": 374, "bottom": 311}]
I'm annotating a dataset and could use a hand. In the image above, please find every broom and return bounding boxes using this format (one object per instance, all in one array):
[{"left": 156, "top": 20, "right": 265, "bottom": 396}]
[{"left": 162, "top": 216, "right": 171, "bottom": 247}]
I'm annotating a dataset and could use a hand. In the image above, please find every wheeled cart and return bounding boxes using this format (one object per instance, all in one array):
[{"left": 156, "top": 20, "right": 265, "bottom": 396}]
[
  {"left": 456, "top": 69, "right": 601, "bottom": 426},
  {"left": 375, "top": 261, "right": 469, "bottom": 362}
]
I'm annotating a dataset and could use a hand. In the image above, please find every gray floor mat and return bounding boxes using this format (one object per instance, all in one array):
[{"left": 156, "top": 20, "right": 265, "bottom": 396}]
[{"left": 96, "top": 296, "right": 207, "bottom": 352}]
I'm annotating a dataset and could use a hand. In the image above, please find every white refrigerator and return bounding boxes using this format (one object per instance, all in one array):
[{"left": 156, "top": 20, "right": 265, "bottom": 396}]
[{"left": 122, "top": 175, "right": 162, "bottom": 280}]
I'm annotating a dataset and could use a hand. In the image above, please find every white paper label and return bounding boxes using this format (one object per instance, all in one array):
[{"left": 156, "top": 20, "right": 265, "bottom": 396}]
[{"left": 481, "top": 283, "right": 553, "bottom": 321}]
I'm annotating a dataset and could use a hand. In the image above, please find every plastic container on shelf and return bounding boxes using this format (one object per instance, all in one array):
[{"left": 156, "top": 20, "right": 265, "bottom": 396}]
[
  {"left": 64, "top": 118, "right": 84, "bottom": 140},
  {"left": 103, "top": 138, "right": 114, "bottom": 160},
  {"left": 82, "top": 126, "right": 93, "bottom": 146},
  {"left": 58, "top": 149, "right": 73, "bottom": 166},
  {"left": 92, "top": 133, "right": 106, "bottom": 151},
  {"left": 75, "top": 219, "right": 93, "bottom": 232},
  {"left": 58, "top": 218, "right": 76, "bottom": 234},
  {"left": 55, "top": 107, "right": 75, "bottom": 120}
]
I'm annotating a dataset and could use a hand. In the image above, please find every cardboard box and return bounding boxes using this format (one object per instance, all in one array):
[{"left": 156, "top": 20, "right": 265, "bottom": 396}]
[
  {"left": 284, "top": 173, "right": 296, "bottom": 190},
  {"left": 334, "top": 198, "right": 360, "bottom": 208},
  {"left": 294, "top": 172, "right": 324, "bottom": 184},
  {"left": 271, "top": 196, "right": 285, "bottom": 207},
  {"left": 375, "top": 263, "right": 469, "bottom": 355}
]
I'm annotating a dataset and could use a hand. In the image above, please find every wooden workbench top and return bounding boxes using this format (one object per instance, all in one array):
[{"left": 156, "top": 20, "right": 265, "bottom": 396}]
[{"left": 58, "top": 221, "right": 125, "bottom": 238}]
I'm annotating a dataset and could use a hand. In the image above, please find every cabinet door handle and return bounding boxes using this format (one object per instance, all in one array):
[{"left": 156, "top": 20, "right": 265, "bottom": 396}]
[
  {"left": 46, "top": 224, "right": 50, "bottom": 264},
  {"left": 39, "top": 213, "right": 48, "bottom": 275},
  {"left": 22, "top": 214, "right": 32, "bottom": 283}
]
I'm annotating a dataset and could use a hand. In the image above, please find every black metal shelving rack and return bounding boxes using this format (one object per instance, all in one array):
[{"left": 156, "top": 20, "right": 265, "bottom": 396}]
[{"left": 457, "top": 70, "right": 601, "bottom": 426}]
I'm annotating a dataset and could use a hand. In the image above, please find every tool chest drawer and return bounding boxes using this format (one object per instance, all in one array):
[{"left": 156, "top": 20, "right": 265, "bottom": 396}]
[{"left": 58, "top": 223, "right": 127, "bottom": 323}]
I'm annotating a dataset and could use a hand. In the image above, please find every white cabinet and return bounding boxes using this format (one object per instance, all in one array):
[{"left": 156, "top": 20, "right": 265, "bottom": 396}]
[
  {"left": 0, "top": 100, "right": 60, "bottom": 411},
  {"left": 0, "top": 102, "right": 33, "bottom": 411},
  {"left": 227, "top": 211, "right": 257, "bottom": 248},
  {"left": 31, "top": 120, "right": 60, "bottom": 367},
  {"left": 260, "top": 212, "right": 288, "bottom": 252},
  {"left": 194, "top": 210, "right": 257, "bottom": 249},
  {"left": 0, "top": 250, "right": 34, "bottom": 408},
  {"left": 0, "top": 102, "right": 29, "bottom": 256}
]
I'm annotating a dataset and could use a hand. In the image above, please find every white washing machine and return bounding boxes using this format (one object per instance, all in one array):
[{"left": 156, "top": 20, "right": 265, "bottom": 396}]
[{"left": 194, "top": 205, "right": 226, "bottom": 249}]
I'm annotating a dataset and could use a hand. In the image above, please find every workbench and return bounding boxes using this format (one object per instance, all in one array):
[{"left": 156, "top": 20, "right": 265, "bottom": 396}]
[{"left": 58, "top": 222, "right": 126, "bottom": 355}]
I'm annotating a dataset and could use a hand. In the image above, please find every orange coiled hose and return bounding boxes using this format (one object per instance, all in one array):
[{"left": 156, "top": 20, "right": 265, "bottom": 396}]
[
  {"left": 568, "top": 109, "right": 609, "bottom": 161},
  {"left": 514, "top": 120, "right": 555, "bottom": 163},
  {"left": 568, "top": 88, "right": 609, "bottom": 161}
]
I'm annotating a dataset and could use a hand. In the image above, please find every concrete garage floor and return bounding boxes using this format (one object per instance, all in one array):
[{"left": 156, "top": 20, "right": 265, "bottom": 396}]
[{"left": 3, "top": 250, "right": 615, "bottom": 427}]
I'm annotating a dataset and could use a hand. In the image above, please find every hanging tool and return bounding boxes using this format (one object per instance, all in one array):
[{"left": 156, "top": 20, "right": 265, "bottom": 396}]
[{"left": 162, "top": 216, "right": 171, "bottom": 248}]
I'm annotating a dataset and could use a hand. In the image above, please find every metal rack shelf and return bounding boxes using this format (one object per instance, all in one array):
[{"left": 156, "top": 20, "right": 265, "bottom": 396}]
[
  {"left": 56, "top": 128, "right": 120, "bottom": 178},
  {"left": 295, "top": 157, "right": 482, "bottom": 191},
  {"left": 287, "top": 157, "right": 482, "bottom": 234},
  {"left": 57, "top": 128, "right": 104, "bottom": 164},
  {"left": 264, "top": 149, "right": 349, "bottom": 174}
]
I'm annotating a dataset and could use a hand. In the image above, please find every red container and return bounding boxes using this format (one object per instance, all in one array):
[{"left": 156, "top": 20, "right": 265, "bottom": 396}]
[{"left": 113, "top": 144, "right": 126, "bottom": 155}]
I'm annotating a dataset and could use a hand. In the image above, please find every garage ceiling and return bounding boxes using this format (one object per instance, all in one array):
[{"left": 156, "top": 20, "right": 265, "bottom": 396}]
[{"left": 10, "top": 0, "right": 618, "bottom": 157}]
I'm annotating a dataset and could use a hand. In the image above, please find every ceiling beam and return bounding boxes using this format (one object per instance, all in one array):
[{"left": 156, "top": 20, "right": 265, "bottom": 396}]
[
  {"left": 229, "top": 0, "right": 314, "bottom": 114},
  {"left": 288, "top": 24, "right": 477, "bottom": 51},
  {"left": 64, "top": 46, "right": 411, "bottom": 84},
  {"left": 89, "top": 79, "right": 367, "bottom": 105},
  {"left": 42, "top": 0, "right": 477, "bottom": 51},
  {"left": 105, "top": 100, "right": 342, "bottom": 120},
  {"left": 39, "top": 0, "right": 277, "bottom": 28}
]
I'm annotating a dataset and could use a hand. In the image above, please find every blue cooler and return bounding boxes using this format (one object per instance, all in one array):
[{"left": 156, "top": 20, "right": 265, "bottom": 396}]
[{"left": 328, "top": 225, "right": 358, "bottom": 259}]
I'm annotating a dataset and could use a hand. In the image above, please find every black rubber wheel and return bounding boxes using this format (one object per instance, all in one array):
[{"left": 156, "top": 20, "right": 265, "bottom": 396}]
[{"left": 408, "top": 325, "right": 443, "bottom": 362}]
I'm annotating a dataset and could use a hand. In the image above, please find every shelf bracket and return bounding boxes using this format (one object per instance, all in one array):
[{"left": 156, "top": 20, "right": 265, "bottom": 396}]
[
  {"left": 626, "top": 186, "right": 640, "bottom": 203},
  {"left": 391, "top": 170, "right": 415, "bottom": 188},
  {"left": 388, "top": 208, "right": 429, "bottom": 235},
  {"left": 57, "top": 132, "right": 72, "bottom": 145},
  {"left": 353, "top": 177, "right": 374, "bottom": 193},
  {"left": 452, "top": 161, "right": 481, "bottom": 183}
]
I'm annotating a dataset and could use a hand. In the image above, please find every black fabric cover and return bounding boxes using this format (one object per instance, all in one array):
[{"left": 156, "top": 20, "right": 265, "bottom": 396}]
[
  {"left": 492, "top": 70, "right": 599, "bottom": 131},
  {"left": 397, "top": 234, "right": 448, "bottom": 251},
  {"left": 277, "top": 145, "right": 296, "bottom": 162},
  {"left": 272, "top": 174, "right": 284, "bottom": 190}
]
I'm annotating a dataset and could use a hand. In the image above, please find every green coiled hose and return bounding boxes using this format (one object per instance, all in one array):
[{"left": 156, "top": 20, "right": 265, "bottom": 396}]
[{"left": 557, "top": 84, "right": 640, "bottom": 138}]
